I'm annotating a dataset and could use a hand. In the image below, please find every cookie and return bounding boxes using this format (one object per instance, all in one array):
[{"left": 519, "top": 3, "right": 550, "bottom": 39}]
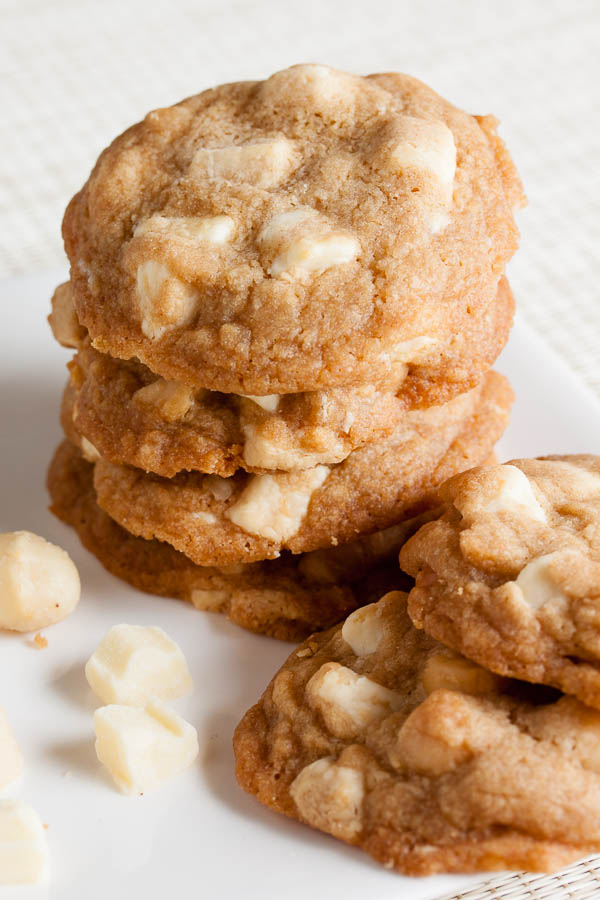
[
  {"left": 89, "top": 372, "right": 512, "bottom": 566},
  {"left": 401, "top": 457, "right": 600, "bottom": 709},
  {"left": 57, "top": 277, "right": 514, "bottom": 478},
  {"left": 47, "top": 440, "right": 415, "bottom": 640},
  {"left": 63, "top": 64, "right": 523, "bottom": 395},
  {"left": 234, "top": 589, "right": 600, "bottom": 875}
]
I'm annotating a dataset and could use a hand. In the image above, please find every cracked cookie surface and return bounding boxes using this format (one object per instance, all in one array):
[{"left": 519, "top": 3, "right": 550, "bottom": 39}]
[
  {"left": 234, "top": 590, "right": 600, "bottom": 875},
  {"left": 63, "top": 65, "right": 522, "bottom": 395},
  {"left": 401, "top": 457, "right": 600, "bottom": 709}
]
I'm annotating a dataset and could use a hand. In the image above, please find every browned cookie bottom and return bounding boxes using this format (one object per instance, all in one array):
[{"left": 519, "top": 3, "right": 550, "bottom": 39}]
[{"left": 47, "top": 440, "right": 408, "bottom": 640}]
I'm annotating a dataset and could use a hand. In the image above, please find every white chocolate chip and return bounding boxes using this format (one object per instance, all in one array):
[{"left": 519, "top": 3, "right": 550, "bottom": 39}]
[
  {"left": 0, "top": 708, "right": 23, "bottom": 791},
  {"left": 191, "top": 510, "right": 217, "bottom": 525},
  {"left": 389, "top": 335, "right": 439, "bottom": 364},
  {"left": 258, "top": 209, "right": 359, "bottom": 278},
  {"left": 134, "top": 214, "right": 235, "bottom": 244},
  {"left": 306, "top": 662, "right": 403, "bottom": 739},
  {"left": 85, "top": 624, "right": 193, "bottom": 706},
  {"left": 241, "top": 425, "right": 346, "bottom": 470},
  {"left": 93, "top": 700, "right": 199, "bottom": 795},
  {"left": 48, "top": 282, "right": 85, "bottom": 348},
  {"left": 0, "top": 802, "right": 48, "bottom": 885},
  {"left": 204, "top": 475, "right": 234, "bottom": 502},
  {"left": 80, "top": 435, "right": 101, "bottom": 463},
  {"left": 134, "top": 379, "right": 195, "bottom": 422},
  {"left": 290, "top": 757, "right": 364, "bottom": 842},
  {"left": 190, "top": 139, "right": 297, "bottom": 189},
  {"left": 239, "top": 393, "right": 280, "bottom": 413},
  {"left": 515, "top": 553, "right": 570, "bottom": 610},
  {"left": 271, "top": 233, "right": 359, "bottom": 277},
  {"left": 0, "top": 532, "right": 80, "bottom": 632},
  {"left": 258, "top": 209, "right": 313, "bottom": 245},
  {"left": 341, "top": 603, "right": 385, "bottom": 656},
  {"left": 136, "top": 261, "right": 199, "bottom": 340},
  {"left": 422, "top": 651, "right": 502, "bottom": 696},
  {"left": 390, "top": 118, "right": 456, "bottom": 196},
  {"left": 482, "top": 465, "right": 547, "bottom": 522},
  {"left": 341, "top": 411, "right": 355, "bottom": 434},
  {"left": 189, "top": 589, "right": 230, "bottom": 611},
  {"left": 226, "top": 466, "right": 329, "bottom": 542}
]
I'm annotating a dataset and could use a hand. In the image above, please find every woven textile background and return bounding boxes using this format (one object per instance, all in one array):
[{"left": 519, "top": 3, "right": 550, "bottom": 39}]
[{"left": 1, "top": 1, "right": 600, "bottom": 897}]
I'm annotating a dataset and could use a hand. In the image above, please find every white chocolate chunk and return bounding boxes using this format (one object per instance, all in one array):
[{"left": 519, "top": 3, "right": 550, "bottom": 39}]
[
  {"left": 136, "top": 261, "right": 200, "bottom": 340},
  {"left": 0, "top": 531, "right": 80, "bottom": 632},
  {"left": 263, "top": 64, "right": 357, "bottom": 112},
  {"left": 93, "top": 700, "right": 198, "bottom": 795},
  {"left": 242, "top": 425, "right": 346, "bottom": 470},
  {"left": 271, "top": 233, "right": 359, "bottom": 277},
  {"left": 423, "top": 651, "right": 502, "bottom": 696},
  {"left": 482, "top": 465, "right": 547, "bottom": 522},
  {"left": 226, "top": 466, "right": 329, "bottom": 542},
  {"left": 0, "top": 802, "right": 48, "bottom": 885},
  {"left": 258, "top": 209, "right": 359, "bottom": 277},
  {"left": 204, "top": 475, "right": 233, "bottom": 502},
  {"left": 0, "top": 708, "right": 23, "bottom": 790},
  {"left": 515, "top": 553, "right": 570, "bottom": 610},
  {"left": 134, "top": 378, "right": 195, "bottom": 422},
  {"left": 85, "top": 624, "right": 193, "bottom": 706},
  {"left": 306, "top": 662, "right": 403, "bottom": 739},
  {"left": 290, "top": 757, "right": 364, "bottom": 841},
  {"left": 80, "top": 435, "right": 101, "bottom": 463},
  {"left": 48, "top": 281, "right": 85, "bottom": 348},
  {"left": 190, "top": 139, "right": 297, "bottom": 189},
  {"left": 341, "top": 602, "right": 385, "bottom": 656},
  {"left": 258, "top": 209, "right": 313, "bottom": 245},
  {"left": 381, "top": 335, "right": 439, "bottom": 366},
  {"left": 134, "top": 214, "right": 235, "bottom": 244},
  {"left": 189, "top": 589, "right": 230, "bottom": 611},
  {"left": 191, "top": 510, "right": 217, "bottom": 524},
  {"left": 239, "top": 393, "right": 280, "bottom": 412},
  {"left": 390, "top": 118, "right": 456, "bottom": 194}
]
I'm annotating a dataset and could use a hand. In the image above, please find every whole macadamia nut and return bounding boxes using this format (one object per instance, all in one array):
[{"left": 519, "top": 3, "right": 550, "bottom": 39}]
[{"left": 0, "top": 531, "right": 80, "bottom": 632}]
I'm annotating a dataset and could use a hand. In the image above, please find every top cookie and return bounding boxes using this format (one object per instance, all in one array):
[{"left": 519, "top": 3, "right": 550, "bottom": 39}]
[
  {"left": 63, "top": 65, "right": 523, "bottom": 394},
  {"left": 400, "top": 457, "right": 600, "bottom": 709}
]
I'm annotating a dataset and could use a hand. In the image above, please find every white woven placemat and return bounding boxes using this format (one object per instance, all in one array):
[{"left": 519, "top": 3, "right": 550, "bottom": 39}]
[{"left": 1, "top": 1, "right": 600, "bottom": 896}]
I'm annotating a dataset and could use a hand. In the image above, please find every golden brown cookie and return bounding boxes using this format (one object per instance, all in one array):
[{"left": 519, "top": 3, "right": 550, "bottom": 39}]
[
  {"left": 58, "top": 278, "right": 513, "bottom": 477},
  {"left": 89, "top": 372, "right": 513, "bottom": 566},
  {"left": 401, "top": 457, "right": 600, "bottom": 709},
  {"left": 234, "top": 590, "right": 600, "bottom": 875},
  {"left": 63, "top": 65, "right": 523, "bottom": 396},
  {"left": 47, "top": 440, "right": 413, "bottom": 640}
]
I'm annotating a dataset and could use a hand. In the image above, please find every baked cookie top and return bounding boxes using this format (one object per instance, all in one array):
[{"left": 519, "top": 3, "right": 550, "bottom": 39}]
[
  {"left": 57, "top": 278, "right": 513, "bottom": 477},
  {"left": 87, "top": 372, "right": 512, "bottom": 566},
  {"left": 234, "top": 590, "right": 600, "bottom": 875},
  {"left": 47, "top": 440, "right": 407, "bottom": 640},
  {"left": 401, "top": 456, "right": 600, "bottom": 709},
  {"left": 63, "top": 65, "right": 523, "bottom": 394}
]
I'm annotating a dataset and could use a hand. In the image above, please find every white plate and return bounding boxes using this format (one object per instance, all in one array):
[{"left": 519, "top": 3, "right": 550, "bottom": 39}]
[{"left": 2, "top": 270, "right": 600, "bottom": 900}]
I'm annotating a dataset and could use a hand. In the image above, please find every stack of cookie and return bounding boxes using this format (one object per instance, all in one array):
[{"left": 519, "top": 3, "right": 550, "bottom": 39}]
[
  {"left": 47, "top": 64, "right": 523, "bottom": 640},
  {"left": 235, "top": 456, "right": 600, "bottom": 875}
]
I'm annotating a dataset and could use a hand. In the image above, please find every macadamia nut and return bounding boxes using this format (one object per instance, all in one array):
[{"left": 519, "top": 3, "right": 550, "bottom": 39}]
[{"left": 0, "top": 531, "right": 80, "bottom": 632}]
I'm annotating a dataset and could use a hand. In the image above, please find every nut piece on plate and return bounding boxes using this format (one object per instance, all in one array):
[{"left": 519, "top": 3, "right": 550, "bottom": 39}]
[
  {"left": 93, "top": 699, "right": 199, "bottom": 795},
  {"left": 0, "top": 708, "right": 23, "bottom": 790},
  {"left": 0, "top": 801, "right": 48, "bottom": 885},
  {"left": 85, "top": 624, "right": 193, "bottom": 706},
  {"left": 0, "top": 531, "right": 80, "bottom": 632}
]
